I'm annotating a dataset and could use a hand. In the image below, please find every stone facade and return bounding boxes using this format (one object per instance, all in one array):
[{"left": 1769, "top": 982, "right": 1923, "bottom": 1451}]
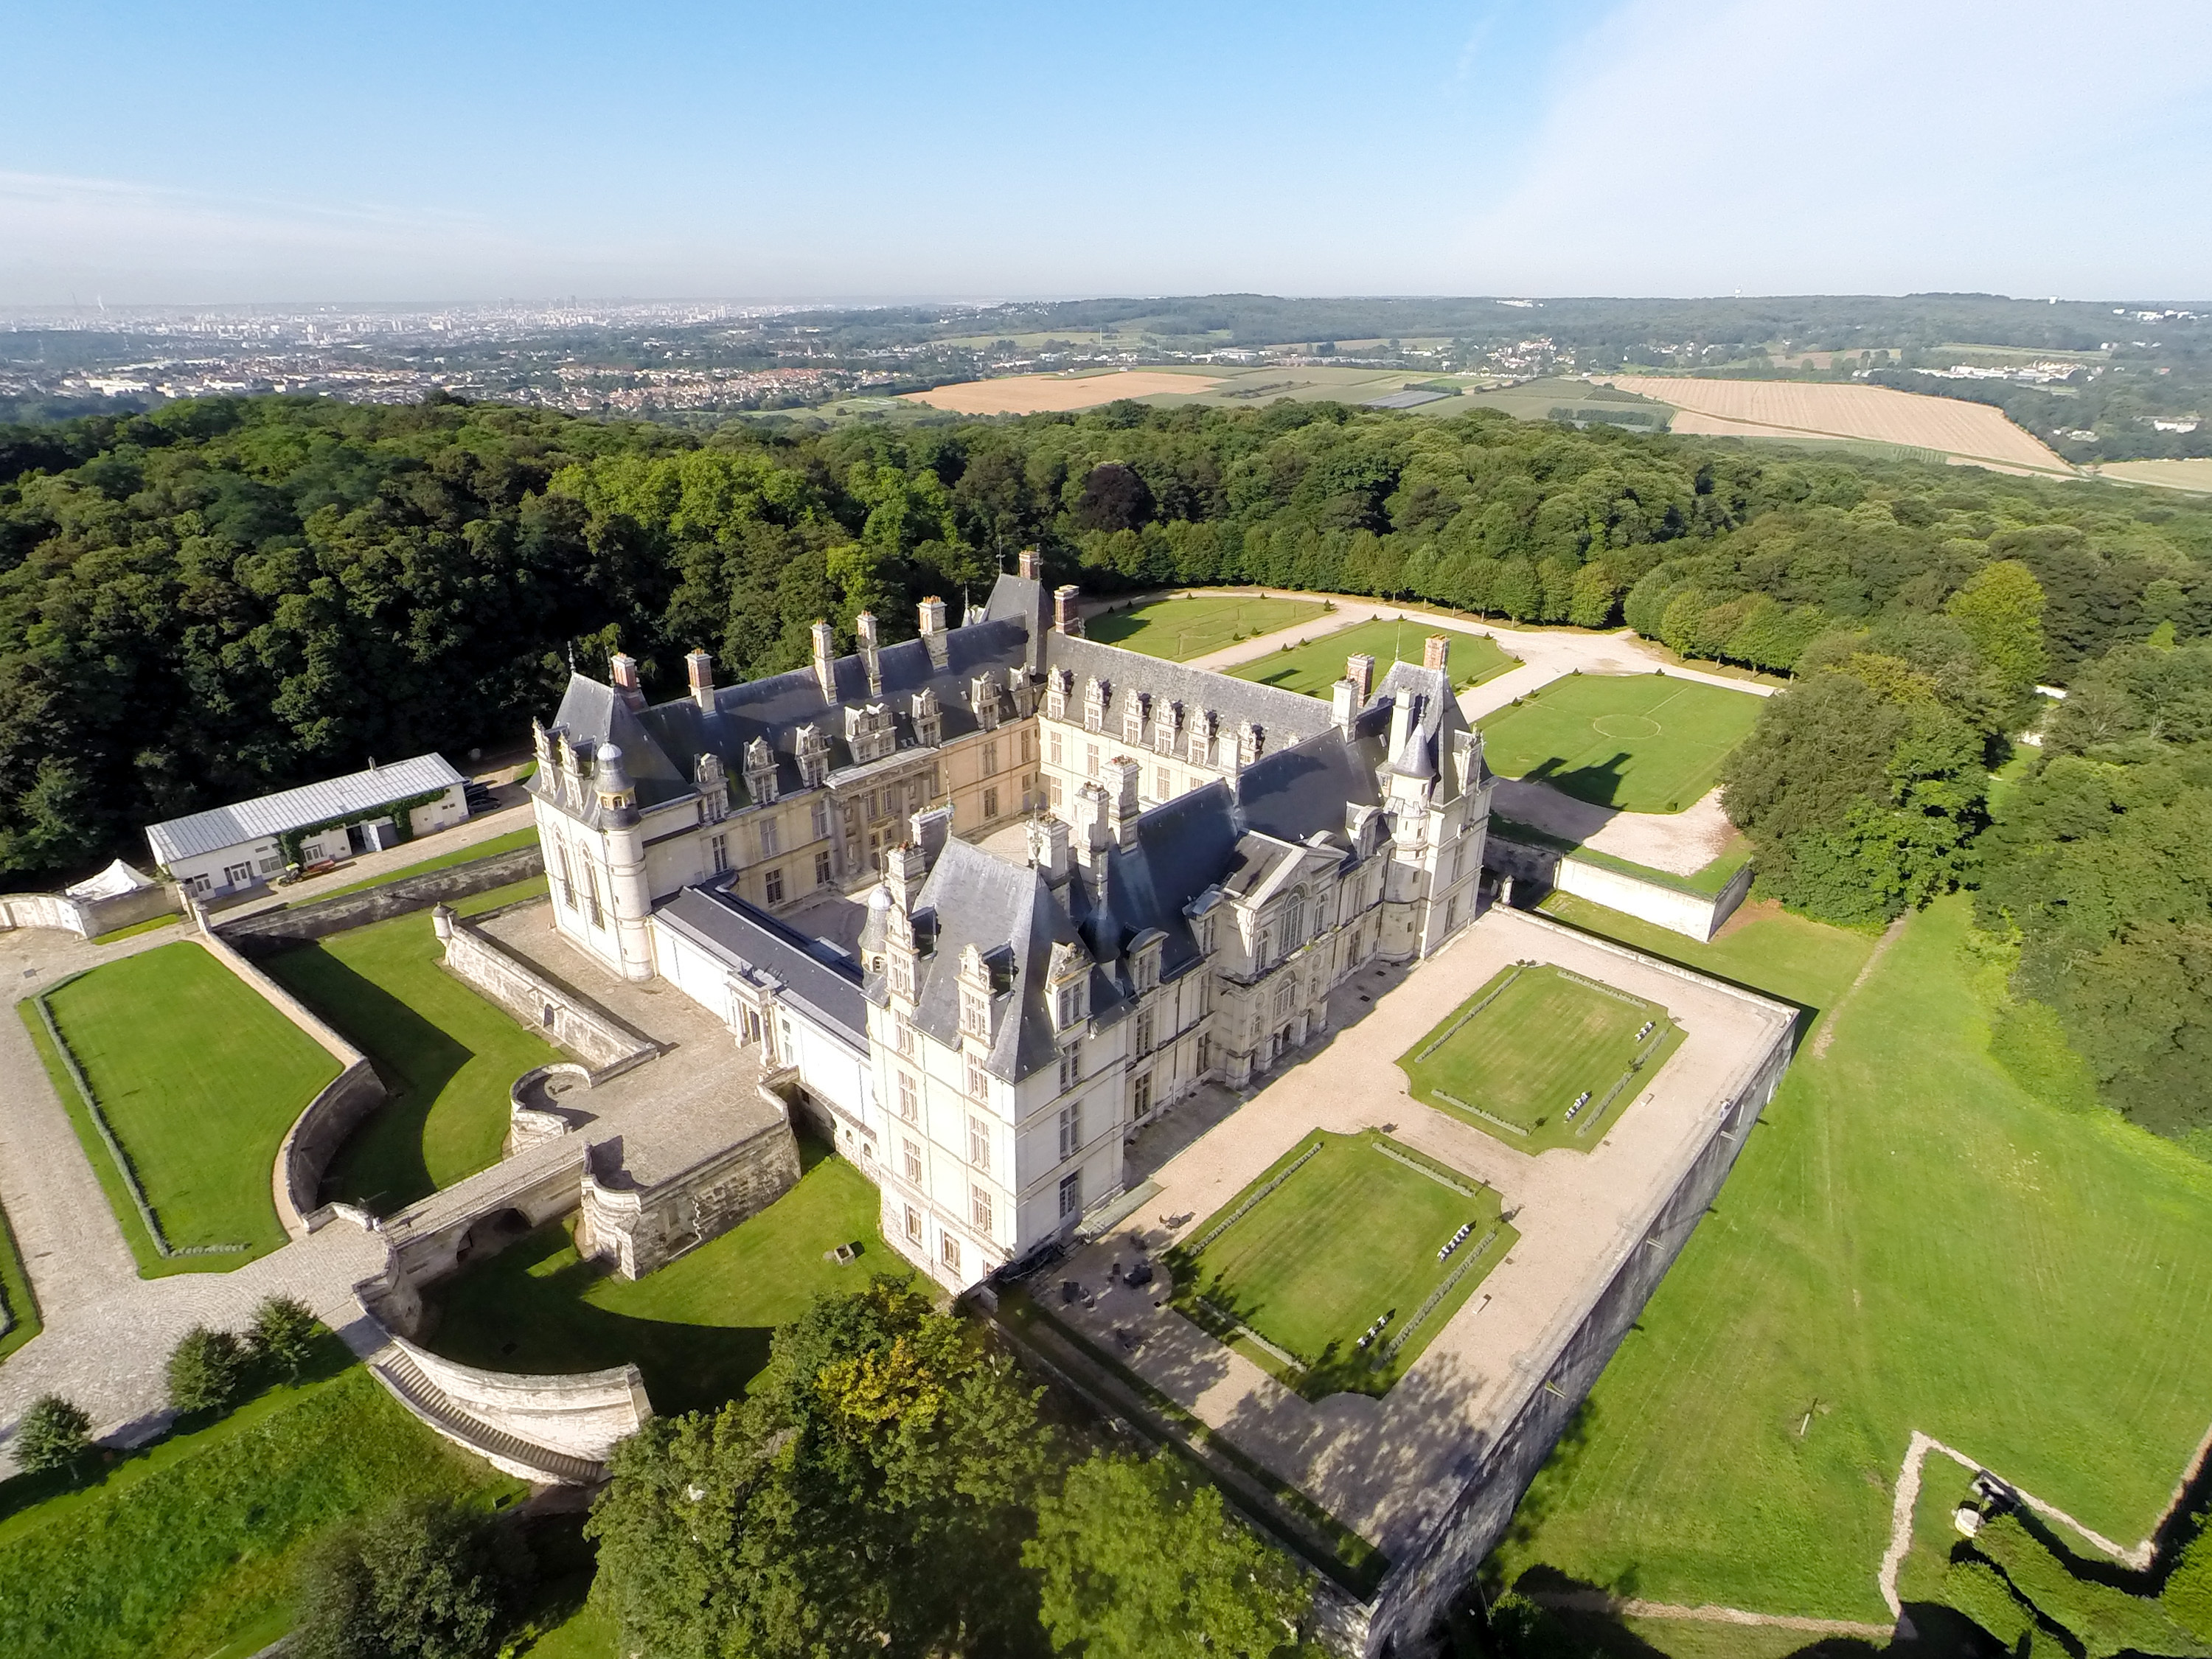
[
  {"left": 576, "top": 1112, "right": 804, "bottom": 1279},
  {"left": 434, "top": 908, "right": 659, "bottom": 1079}
]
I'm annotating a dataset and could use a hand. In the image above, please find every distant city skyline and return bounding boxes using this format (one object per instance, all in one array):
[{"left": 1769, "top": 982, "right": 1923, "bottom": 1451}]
[{"left": 2, "top": 0, "right": 2208, "bottom": 306}]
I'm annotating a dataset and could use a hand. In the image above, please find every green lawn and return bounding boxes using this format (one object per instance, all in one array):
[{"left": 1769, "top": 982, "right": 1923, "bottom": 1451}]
[
  {"left": 32, "top": 942, "right": 341, "bottom": 1265},
  {"left": 262, "top": 911, "right": 561, "bottom": 1212},
  {"left": 1229, "top": 616, "right": 1519, "bottom": 698},
  {"left": 1398, "top": 964, "right": 1683, "bottom": 1153},
  {"left": 297, "top": 824, "right": 538, "bottom": 903},
  {"left": 1492, "top": 896, "right": 2212, "bottom": 1624},
  {"left": 0, "top": 1194, "right": 38, "bottom": 1363},
  {"left": 0, "top": 1349, "right": 521, "bottom": 1659},
  {"left": 422, "top": 1140, "right": 891, "bottom": 1416},
  {"left": 1169, "top": 1131, "right": 1514, "bottom": 1399},
  {"left": 1478, "top": 673, "right": 1764, "bottom": 812},
  {"left": 1086, "top": 593, "right": 1330, "bottom": 661},
  {"left": 86, "top": 913, "right": 183, "bottom": 946}
]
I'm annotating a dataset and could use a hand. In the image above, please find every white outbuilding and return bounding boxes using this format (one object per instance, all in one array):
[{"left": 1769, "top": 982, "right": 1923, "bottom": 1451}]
[{"left": 145, "top": 753, "right": 470, "bottom": 899}]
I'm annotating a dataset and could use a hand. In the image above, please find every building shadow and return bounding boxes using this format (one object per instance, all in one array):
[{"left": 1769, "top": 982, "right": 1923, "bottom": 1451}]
[{"left": 1523, "top": 752, "right": 1635, "bottom": 813}]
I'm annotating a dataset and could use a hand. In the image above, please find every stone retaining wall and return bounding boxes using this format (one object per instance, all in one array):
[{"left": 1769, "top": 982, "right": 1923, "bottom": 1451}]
[
  {"left": 436, "top": 911, "right": 658, "bottom": 1080},
  {"left": 217, "top": 844, "right": 543, "bottom": 954},
  {"left": 0, "top": 883, "right": 179, "bottom": 939},
  {"left": 389, "top": 1335, "right": 650, "bottom": 1464},
  {"left": 576, "top": 1107, "right": 801, "bottom": 1279},
  {"left": 1484, "top": 832, "right": 1753, "bottom": 942}
]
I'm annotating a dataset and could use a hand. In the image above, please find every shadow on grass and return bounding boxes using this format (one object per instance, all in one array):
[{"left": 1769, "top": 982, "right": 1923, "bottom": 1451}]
[
  {"left": 262, "top": 944, "right": 476, "bottom": 1211},
  {"left": 1523, "top": 752, "right": 1633, "bottom": 811}
]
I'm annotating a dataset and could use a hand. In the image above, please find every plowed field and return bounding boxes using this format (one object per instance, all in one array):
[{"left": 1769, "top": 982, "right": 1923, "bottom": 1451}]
[
  {"left": 1604, "top": 375, "right": 2070, "bottom": 471},
  {"left": 902, "top": 371, "right": 1220, "bottom": 414}
]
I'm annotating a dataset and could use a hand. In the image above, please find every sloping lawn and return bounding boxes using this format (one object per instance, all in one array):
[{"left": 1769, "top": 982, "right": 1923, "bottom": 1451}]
[
  {"left": 263, "top": 911, "right": 560, "bottom": 1212},
  {"left": 1495, "top": 897, "right": 2212, "bottom": 1622},
  {"left": 35, "top": 942, "right": 340, "bottom": 1264},
  {"left": 0, "top": 1352, "right": 520, "bottom": 1659},
  {"left": 1087, "top": 593, "right": 1329, "bottom": 660},
  {"left": 1231, "top": 616, "right": 1517, "bottom": 697},
  {"left": 1477, "top": 673, "right": 1764, "bottom": 812},
  {"left": 422, "top": 1139, "right": 890, "bottom": 1416}
]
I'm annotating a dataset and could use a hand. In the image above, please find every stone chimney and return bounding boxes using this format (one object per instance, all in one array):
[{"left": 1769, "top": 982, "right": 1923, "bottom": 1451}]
[
  {"left": 1018, "top": 547, "right": 1042, "bottom": 581},
  {"left": 686, "top": 649, "right": 714, "bottom": 712},
  {"left": 1029, "top": 815, "right": 1071, "bottom": 883},
  {"left": 856, "top": 611, "right": 883, "bottom": 698},
  {"left": 608, "top": 653, "right": 646, "bottom": 714},
  {"left": 1346, "top": 653, "right": 1375, "bottom": 704},
  {"left": 886, "top": 838, "right": 928, "bottom": 911},
  {"left": 1331, "top": 678, "right": 1358, "bottom": 731},
  {"left": 1071, "top": 782, "right": 1113, "bottom": 868},
  {"left": 1388, "top": 693, "right": 1416, "bottom": 766},
  {"left": 811, "top": 621, "right": 837, "bottom": 700},
  {"left": 1424, "top": 633, "right": 1450, "bottom": 672},
  {"left": 918, "top": 595, "right": 950, "bottom": 669},
  {"left": 1054, "top": 585, "right": 1084, "bottom": 637},
  {"left": 1106, "top": 756, "right": 1141, "bottom": 851}
]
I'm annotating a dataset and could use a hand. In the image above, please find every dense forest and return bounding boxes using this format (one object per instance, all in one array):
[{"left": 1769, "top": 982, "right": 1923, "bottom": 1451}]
[{"left": 4, "top": 391, "right": 2211, "bottom": 1141}]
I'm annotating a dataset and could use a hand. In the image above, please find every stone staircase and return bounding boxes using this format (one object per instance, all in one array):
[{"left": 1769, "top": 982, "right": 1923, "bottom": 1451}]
[{"left": 371, "top": 1344, "right": 606, "bottom": 1486}]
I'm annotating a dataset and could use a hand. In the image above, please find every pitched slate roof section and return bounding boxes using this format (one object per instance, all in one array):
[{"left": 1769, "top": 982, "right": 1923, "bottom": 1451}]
[
  {"left": 1039, "top": 630, "right": 1336, "bottom": 752},
  {"left": 657, "top": 880, "right": 868, "bottom": 1047},
  {"left": 147, "top": 752, "right": 466, "bottom": 864}
]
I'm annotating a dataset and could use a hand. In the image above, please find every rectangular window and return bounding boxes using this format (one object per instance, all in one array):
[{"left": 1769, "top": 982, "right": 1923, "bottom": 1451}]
[
  {"left": 1057, "top": 1099, "right": 1082, "bottom": 1161},
  {"left": 968, "top": 1114, "right": 990, "bottom": 1170},
  {"left": 965, "top": 1054, "right": 990, "bottom": 1100},
  {"left": 585, "top": 867, "right": 604, "bottom": 928},
  {"left": 961, "top": 991, "right": 987, "bottom": 1037},
  {"left": 984, "top": 785, "right": 999, "bottom": 818},
  {"left": 759, "top": 818, "right": 779, "bottom": 858},
  {"left": 905, "top": 1205, "right": 924, "bottom": 1243},
  {"left": 813, "top": 799, "right": 832, "bottom": 840},
  {"left": 709, "top": 832, "right": 729, "bottom": 874},
  {"left": 941, "top": 1231, "right": 961, "bottom": 1273},
  {"left": 257, "top": 855, "right": 283, "bottom": 875},
  {"left": 1048, "top": 776, "right": 1063, "bottom": 807},
  {"left": 1155, "top": 765, "right": 1172, "bottom": 799},
  {"left": 1197, "top": 1034, "right": 1212, "bottom": 1074},
  {"left": 1135, "top": 1009, "right": 1154, "bottom": 1055},
  {"left": 555, "top": 844, "right": 576, "bottom": 908},
  {"left": 1058, "top": 1040, "right": 1081, "bottom": 1093},
  {"left": 1256, "top": 926, "right": 1271, "bottom": 968},
  {"left": 983, "top": 739, "right": 999, "bottom": 775},
  {"left": 864, "top": 789, "right": 881, "bottom": 822},
  {"left": 1284, "top": 896, "right": 1305, "bottom": 945},
  {"left": 1274, "top": 978, "right": 1296, "bottom": 1018},
  {"left": 897, "top": 1071, "right": 918, "bottom": 1121},
  {"left": 1085, "top": 743, "right": 1099, "bottom": 777},
  {"left": 1059, "top": 1170, "right": 1082, "bottom": 1218},
  {"left": 765, "top": 867, "right": 785, "bottom": 905},
  {"left": 896, "top": 1020, "right": 917, "bottom": 1057},
  {"left": 1057, "top": 985, "right": 1079, "bottom": 1027},
  {"left": 1020, "top": 731, "right": 1034, "bottom": 764},
  {"left": 1048, "top": 730, "right": 1063, "bottom": 766},
  {"left": 1134, "top": 1072, "right": 1152, "bottom": 1119},
  {"left": 815, "top": 849, "right": 834, "bottom": 888},
  {"left": 972, "top": 1185, "right": 994, "bottom": 1234},
  {"left": 902, "top": 1138, "right": 922, "bottom": 1184}
]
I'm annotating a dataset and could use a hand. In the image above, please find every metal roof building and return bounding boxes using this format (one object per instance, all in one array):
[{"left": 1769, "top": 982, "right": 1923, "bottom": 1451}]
[{"left": 145, "top": 753, "right": 467, "bottom": 867}]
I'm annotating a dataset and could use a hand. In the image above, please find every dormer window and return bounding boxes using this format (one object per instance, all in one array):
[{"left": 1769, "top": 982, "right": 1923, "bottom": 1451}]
[
  {"left": 1056, "top": 984, "right": 1082, "bottom": 1026},
  {"left": 961, "top": 990, "right": 988, "bottom": 1037}
]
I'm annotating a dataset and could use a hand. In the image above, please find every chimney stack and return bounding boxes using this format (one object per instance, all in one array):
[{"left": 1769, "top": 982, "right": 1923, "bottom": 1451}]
[
  {"left": 811, "top": 621, "right": 837, "bottom": 701},
  {"left": 686, "top": 649, "right": 714, "bottom": 712},
  {"left": 1107, "top": 756, "right": 1141, "bottom": 851},
  {"left": 1071, "top": 782, "right": 1112, "bottom": 866},
  {"left": 1423, "top": 633, "right": 1450, "bottom": 672},
  {"left": 1331, "top": 679, "right": 1358, "bottom": 731},
  {"left": 1054, "top": 585, "right": 1084, "bottom": 636},
  {"left": 1029, "top": 815, "right": 1071, "bottom": 883},
  {"left": 856, "top": 611, "right": 883, "bottom": 698},
  {"left": 918, "top": 595, "right": 949, "bottom": 669},
  {"left": 1018, "top": 547, "right": 1042, "bottom": 581},
  {"left": 1388, "top": 693, "right": 1415, "bottom": 765},
  {"left": 1346, "top": 653, "right": 1374, "bottom": 705},
  {"left": 608, "top": 653, "right": 646, "bottom": 714}
]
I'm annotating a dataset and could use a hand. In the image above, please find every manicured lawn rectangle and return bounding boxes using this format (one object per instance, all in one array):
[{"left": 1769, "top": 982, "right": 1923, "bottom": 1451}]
[
  {"left": 1493, "top": 897, "right": 2212, "bottom": 1624},
  {"left": 296, "top": 824, "right": 538, "bottom": 904},
  {"left": 1398, "top": 964, "right": 1681, "bottom": 1153},
  {"left": 1230, "top": 616, "right": 1518, "bottom": 698},
  {"left": 0, "top": 1195, "right": 38, "bottom": 1362},
  {"left": 0, "top": 1354, "right": 520, "bottom": 1659},
  {"left": 1087, "top": 593, "right": 1330, "bottom": 661},
  {"left": 1169, "top": 1131, "right": 1513, "bottom": 1399},
  {"left": 37, "top": 942, "right": 341, "bottom": 1263},
  {"left": 1478, "top": 672, "right": 1764, "bottom": 812},
  {"left": 263, "top": 911, "right": 560, "bottom": 1211},
  {"left": 422, "top": 1139, "right": 891, "bottom": 1415}
]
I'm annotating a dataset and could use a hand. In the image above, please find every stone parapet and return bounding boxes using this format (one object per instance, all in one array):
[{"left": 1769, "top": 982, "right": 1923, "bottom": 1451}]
[
  {"left": 215, "top": 844, "right": 543, "bottom": 953},
  {"left": 436, "top": 911, "right": 659, "bottom": 1081},
  {"left": 0, "top": 882, "right": 179, "bottom": 939}
]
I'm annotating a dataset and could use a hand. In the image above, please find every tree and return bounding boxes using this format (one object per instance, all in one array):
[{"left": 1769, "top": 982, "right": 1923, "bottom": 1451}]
[
  {"left": 1568, "top": 563, "right": 1618, "bottom": 628},
  {"left": 1024, "top": 1453, "right": 1319, "bottom": 1659},
  {"left": 293, "top": 1496, "right": 525, "bottom": 1659},
  {"left": 1947, "top": 558, "right": 2048, "bottom": 693},
  {"left": 12, "top": 1394, "right": 92, "bottom": 1474},
  {"left": 167, "top": 1325, "right": 248, "bottom": 1416},
  {"left": 248, "top": 1293, "right": 321, "bottom": 1381},
  {"left": 1075, "top": 462, "right": 1155, "bottom": 534}
]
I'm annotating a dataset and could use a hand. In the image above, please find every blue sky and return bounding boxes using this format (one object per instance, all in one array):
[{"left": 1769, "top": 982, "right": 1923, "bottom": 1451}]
[{"left": 2, "top": 0, "right": 2208, "bottom": 305}]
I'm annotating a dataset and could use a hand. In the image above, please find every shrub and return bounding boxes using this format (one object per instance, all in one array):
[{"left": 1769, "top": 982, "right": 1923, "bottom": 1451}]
[
  {"left": 1972, "top": 1513, "right": 2193, "bottom": 1659},
  {"left": 2164, "top": 1514, "right": 2212, "bottom": 1642},
  {"left": 12, "top": 1394, "right": 92, "bottom": 1473},
  {"left": 248, "top": 1294, "right": 321, "bottom": 1380},
  {"left": 1945, "top": 1556, "right": 2037, "bottom": 1649},
  {"left": 293, "top": 1496, "right": 526, "bottom": 1659},
  {"left": 167, "top": 1325, "right": 248, "bottom": 1416}
]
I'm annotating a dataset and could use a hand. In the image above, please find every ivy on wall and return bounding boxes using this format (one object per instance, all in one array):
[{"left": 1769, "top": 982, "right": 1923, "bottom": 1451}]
[{"left": 276, "top": 787, "right": 453, "bottom": 871}]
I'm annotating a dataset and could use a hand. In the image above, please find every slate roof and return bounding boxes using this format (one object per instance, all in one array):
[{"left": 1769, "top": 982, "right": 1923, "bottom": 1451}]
[
  {"left": 657, "top": 880, "right": 869, "bottom": 1046},
  {"left": 1037, "top": 630, "right": 1336, "bottom": 754},
  {"left": 146, "top": 753, "right": 466, "bottom": 865}
]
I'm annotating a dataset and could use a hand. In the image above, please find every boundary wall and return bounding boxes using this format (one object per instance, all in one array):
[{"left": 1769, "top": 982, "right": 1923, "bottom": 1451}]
[
  {"left": 1484, "top": 832, "right": 1754, "bottom": 942},
  {"left": 0, "top": 883, "right": 178, "bottom": 939},
  {"left": 436, "top": 909, "right": 659, "bottom": 1080},
  {"left": 216, "top": 844, "right": 542, "bottom": 953},
  {"left": 1360, "top": 909, "right": 1798, "bottom": 1656}
]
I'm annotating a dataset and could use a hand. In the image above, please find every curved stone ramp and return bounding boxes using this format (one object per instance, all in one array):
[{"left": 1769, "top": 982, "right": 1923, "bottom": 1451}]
[{"left": 369, "top": 1338, "right": 638, "bottom": 1486}]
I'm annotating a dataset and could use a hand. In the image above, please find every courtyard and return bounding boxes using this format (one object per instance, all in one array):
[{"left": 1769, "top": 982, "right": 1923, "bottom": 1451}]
[
  {"left": 1397, "top": 962, "right": 1683, "bottom": 1153},
  {"left": 1229, "top": 615, "right": 1518, "bottom": 698},
  {"left": 1476, "top": 672, "right": 1764, "bottom": 813},
  {"left": 1084, "top": 591, "right": 1329, "bottom": 660}
]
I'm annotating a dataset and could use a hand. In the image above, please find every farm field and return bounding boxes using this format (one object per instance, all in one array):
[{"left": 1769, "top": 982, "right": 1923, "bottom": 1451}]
[
  {"left": 2099, "top": 458, "right": 2212, "bottom": 494},
  {"left": 28, "top": 942, "right": 340, "bottom": 1267},
  {"left": 422, "top": 1139, "right": 888, "bottom": 1415},
  {"left": 263, "top": 911, "right": 560, "bottom": 1212},
  {"left": 1169, "top": 1131, "right": 1512, "bottom": 1399},
  {"left": 1492, "top": 897, "right": 2212, "bottom": 1624},
  {"left": 1398, "top": 964, "right": 1680, "bottom": 1154},
  {"left": 900, "top": 369, "right": 1220, "bottom": 414},
  {"left": 1601, "top": 374, "right": 2072, "bottom": 471},
  {"left": 1459, "top": 376, "right": 1672, "bottom": 430},
  {"left": 1478, "top": 674, "right": 1764, "bottom": 813},
  {"left": 1230, "top": 616, "right": 1518, "bottom": 698},
  {"left": 1086, "top": 592, "right": 1329, "bottom": 660}
]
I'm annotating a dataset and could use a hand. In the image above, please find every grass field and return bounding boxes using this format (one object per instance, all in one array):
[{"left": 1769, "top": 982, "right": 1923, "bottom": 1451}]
[
  {"left": 32, "top": 942, "right": 341, "bottom": 1265},
  {"left": 900, "top": 369, "right": 1222, "bottom": 414},
  {"left": 263, "top": 911, "right": 560, "bottom": 1212},
  {"left": 1085, "top": 593, "right": 1330, "bottom": 661},
  {"left": 0, "top": 1195, "right": 38, "bottom": 1363},
  {"left": 1169, "top": 1131, "right": 1513, "bottom": 1399},
  {"left": 1492, "top": 896, "right": 2212, "bottom": 1625},
  {"left": 0, "top": 1348, "right": 520, "bottom": 1659},
  {"left": 1478, "top": 674, "right": 1764, "bottom": 813},
  {"left": 86, "top": 913, "right": 182, "bottom": 946},
  {"left": 422, "top": 1138, "right": 888, "bottom": 1415},
  {"left": 299, "top": 824, "right": 538, "bottom": 903},
  {"left": 1399, "top": 964, "right": 1682, "bottom": 1154},
  {"left": 1230, "top": 616, "right": 1519, "bottom": 698}
]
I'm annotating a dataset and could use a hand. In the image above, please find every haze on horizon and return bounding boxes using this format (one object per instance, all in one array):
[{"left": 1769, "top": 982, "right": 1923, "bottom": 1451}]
[{"left": 3, "top": 0, "right": 2208, "bottom": 309}]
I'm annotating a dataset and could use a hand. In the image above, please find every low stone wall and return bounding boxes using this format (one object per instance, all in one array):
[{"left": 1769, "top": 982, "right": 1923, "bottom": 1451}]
[
  {"left": 390, "top": 1335, "right": 650, "bottom": 1465},
  {"left": 382, "top": 1144, "right": 591, "bottom": 1291},
  {"left": 217, "top": 844, "right": 543, "bottom": 954},
  {"left": 437, "top": 912, "right": 658, "bottom": 1081},
  {"left": 0, "top": 882, "right": 179, "bottom": 939},
  {"left": 1484, "top": 832, "right": 1753, "bottom": 942},
  {"left": 274, "top": 1061, "right": 390, "bottom": 1237},
  {"left": 576, "top": 1111, "right": 801, "bottom": 1280},
  {"left": 507, "top": 1062, "right": 593, "bottom": 1154}
]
